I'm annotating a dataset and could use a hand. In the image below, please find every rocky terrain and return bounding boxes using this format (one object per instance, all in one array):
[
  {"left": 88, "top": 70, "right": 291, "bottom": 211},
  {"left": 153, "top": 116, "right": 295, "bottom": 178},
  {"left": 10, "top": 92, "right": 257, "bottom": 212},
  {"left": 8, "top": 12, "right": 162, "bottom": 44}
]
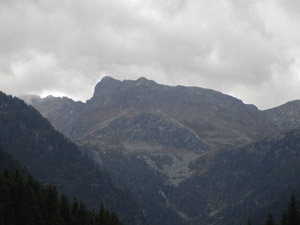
[
  {"left": 28, "top": 76, "right": 300, "bottom": 225},
  {"left": 30, "top": 77, "right": 279, "bottom": 184},
  {"left": 32, "top": 77, "right": 278, "bottom": 145},
  {"left": 265, "top": 100, "right": 300, "bottom": 132}
]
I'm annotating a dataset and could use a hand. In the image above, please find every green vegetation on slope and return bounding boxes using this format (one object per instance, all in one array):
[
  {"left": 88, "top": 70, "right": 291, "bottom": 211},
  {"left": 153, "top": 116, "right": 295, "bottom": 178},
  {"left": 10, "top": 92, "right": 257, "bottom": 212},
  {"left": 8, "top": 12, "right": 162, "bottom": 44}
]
[
  {"left": 0, "top": 146, "right": 28, "bottom": 174},
  {"left": 246, "top": 194, "right": 300, "bottom": 225},
  {"left": 0, "top": 92, "right": 144, "bottom": 225},
  {"left": 0, "top": 169, "right": 123, "bottom": 225}
]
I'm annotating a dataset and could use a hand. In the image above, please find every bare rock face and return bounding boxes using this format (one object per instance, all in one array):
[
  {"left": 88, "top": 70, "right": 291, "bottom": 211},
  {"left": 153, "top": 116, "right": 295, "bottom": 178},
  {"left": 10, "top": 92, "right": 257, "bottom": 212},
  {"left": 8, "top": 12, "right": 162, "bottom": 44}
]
[
  {"left": 29, "top": 77, "right": 279, "bottom": 184},
  {"left": 34, "top": 77, "right": 276, "bottom": 145},
  {"left": 29, "top": 96, "right": 85, "bottom": 138},
  {"left": 28, "top": 76, "right": 293, "bottom": 225},
  {"left": 29, "top": 77, "right": 280, "bottom": 179},
  {"left": 265, "top": 100, "right": 300, "bottom": 132}
]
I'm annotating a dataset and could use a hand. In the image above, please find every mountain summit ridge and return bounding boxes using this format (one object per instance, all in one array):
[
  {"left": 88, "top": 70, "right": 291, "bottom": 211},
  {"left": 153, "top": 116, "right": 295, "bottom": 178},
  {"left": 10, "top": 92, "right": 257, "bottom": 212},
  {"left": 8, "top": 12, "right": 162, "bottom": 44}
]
[
  {"left": 25, "top": 76, "right": 300, "bottom": 225},
  {"left": 31, "top": 76, "right": 277, "bottom": 148}
]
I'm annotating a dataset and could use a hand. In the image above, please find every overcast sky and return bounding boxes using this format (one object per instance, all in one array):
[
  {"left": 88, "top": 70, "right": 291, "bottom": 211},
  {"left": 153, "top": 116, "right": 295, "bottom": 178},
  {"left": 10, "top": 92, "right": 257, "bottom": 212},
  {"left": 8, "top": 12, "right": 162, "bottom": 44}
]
[{"left": 1, "top": 0, "right": 300, "bottom": 109}]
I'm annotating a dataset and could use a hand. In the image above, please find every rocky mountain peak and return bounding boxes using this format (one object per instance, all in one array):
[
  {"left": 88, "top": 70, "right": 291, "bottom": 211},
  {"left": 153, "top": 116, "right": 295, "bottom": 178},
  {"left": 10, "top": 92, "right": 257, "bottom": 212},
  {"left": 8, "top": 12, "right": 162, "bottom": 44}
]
[
  {"left": 91, "top": 76, "right": 122, "bottom": 102},
  {"left": 22, "top": 77, "right": 300, "bottom": 225},
  {"left": 32, "top": 76, "right": 279, "bottom": 150},
  {"left": 90, "top": 76, "right": 160, "bottom": 106},
  {"left": 135, "top": 77, "right": 157, "bottom": 86}
]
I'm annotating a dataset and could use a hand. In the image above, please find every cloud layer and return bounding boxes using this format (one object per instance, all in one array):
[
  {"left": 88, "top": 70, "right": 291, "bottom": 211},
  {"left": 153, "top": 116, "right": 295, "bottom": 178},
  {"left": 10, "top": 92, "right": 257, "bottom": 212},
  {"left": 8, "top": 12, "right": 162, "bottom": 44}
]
[{"left": 1, "top": 0, "right": 300, "bottom": 109}]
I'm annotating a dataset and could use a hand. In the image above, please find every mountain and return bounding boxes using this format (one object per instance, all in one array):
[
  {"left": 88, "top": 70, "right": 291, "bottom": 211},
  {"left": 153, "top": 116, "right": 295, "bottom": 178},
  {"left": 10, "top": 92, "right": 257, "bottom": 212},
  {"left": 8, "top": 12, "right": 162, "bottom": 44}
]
[
  {"left": 30, "top": 77, "right": 280, "bottom": 185},
  {"left": 169, "top": 128, "right": 300, "bottom": 225},
  {"left": 32, "top": 76, "right": 277, "bottom": 148},
  {"left": 0, "top": 91, "right": 145, "bottom": 225},
  {"left": 29, "top": 76, "right": 300, "bottom": 225},
  {"left": 265, "top": 100, "right": 300, "bottom": 132}
]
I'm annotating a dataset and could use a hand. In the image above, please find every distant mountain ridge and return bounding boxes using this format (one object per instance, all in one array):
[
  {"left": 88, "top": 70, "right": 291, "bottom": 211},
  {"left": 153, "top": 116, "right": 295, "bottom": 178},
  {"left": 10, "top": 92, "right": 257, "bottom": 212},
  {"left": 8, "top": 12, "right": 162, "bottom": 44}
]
[
  {"left": 31, "top": 76, "right": 278, "bottom": 147},
  {"left": 28, "top": 76, "right": 300, "bottom": 225},
  {"left": 30, "top": 76, "right": 285, "bottom": 187}
]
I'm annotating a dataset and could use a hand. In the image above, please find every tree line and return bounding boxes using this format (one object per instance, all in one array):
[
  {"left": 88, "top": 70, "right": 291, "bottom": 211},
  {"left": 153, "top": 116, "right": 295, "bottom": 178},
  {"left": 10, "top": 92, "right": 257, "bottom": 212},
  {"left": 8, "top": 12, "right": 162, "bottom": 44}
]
[
  {"left": 0, "top": 169, "right": 123, "bottom": 225},
  {"left": 247, "top": 194, "right": 300, "bottom": 225}
]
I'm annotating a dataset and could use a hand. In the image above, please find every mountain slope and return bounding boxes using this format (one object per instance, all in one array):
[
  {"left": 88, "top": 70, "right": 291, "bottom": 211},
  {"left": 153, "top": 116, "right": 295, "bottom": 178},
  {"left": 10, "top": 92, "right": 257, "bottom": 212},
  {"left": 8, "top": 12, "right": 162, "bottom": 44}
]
[
  {"left": 0, "top": 91, "right": 145, "bottom": 225},
  {"left": 32, "top": 76, "right": 277, "bottom": 148},
  {"left": 0, "top": 146, "right": 28, "bottom": 175},
  {"left": 265, "top": 100, "right": 300, "bottom": 132},
  {"left": 0, "top": 149, "right": 123, "bottom": 225},
  {"left": 168, "top": 129, "right": 300, "bottom": 225},
  {"left": 30, "top": 76, "right": 279, "bottom": 186},
  {"left": 28, "top": 76, "right": 300, "bottom": 225}
]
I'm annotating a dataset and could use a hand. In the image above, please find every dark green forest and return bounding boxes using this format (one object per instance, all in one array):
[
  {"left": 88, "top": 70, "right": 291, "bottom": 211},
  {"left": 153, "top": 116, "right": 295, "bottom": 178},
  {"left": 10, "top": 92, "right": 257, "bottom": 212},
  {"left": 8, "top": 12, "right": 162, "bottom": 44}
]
[
  {"left": 0, "top": 169, "right": 123, "bottom": 225},
  {"left": 0, "top": 147, "right": 123, "bottom": 225},
  {"left": 246, "top": 194, "right": 300, "bottom": 225},
  {"left": 0, "top": 146, "right": 28, "bottom": 174},
  {"left": 0, "top": 92, "right": 144, "bottom": 224}
]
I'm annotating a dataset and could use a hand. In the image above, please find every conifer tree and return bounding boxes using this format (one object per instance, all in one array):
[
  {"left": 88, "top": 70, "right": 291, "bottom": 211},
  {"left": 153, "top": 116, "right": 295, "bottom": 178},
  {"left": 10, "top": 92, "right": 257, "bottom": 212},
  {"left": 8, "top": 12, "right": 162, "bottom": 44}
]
[
  {"left": 287, "top": 194, "right": 299, "bottom": 225},
  {"left": 97, "top": 203, "right": 105, "bottom": 224},
  {"left": 247, "top": 217, "right": 252, "bottom": 225},
  {"left": 264, "top": 213, "right": 276, "bottom": 225},
  {"left": 45, "top": 185, "right": 60, "bottom": 220},
  {"left": 0, "top": 169, "right": 124, "bottom": 225},
  {"left": 281, "top": 211, "right": 288, "bottom": 225},
  {"left": 71, "top": 198, "right": 80, "bottom": 225},
  {"left": 77, "top": 200, "right": 89, "bottom": 225},
  {"left": 60, "top": 194, "right": 71, "bottom": 225}
]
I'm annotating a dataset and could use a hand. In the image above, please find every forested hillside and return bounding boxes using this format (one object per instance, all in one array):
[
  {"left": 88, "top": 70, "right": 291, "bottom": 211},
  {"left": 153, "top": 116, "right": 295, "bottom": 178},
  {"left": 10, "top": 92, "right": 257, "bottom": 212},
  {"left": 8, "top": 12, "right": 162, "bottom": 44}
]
[
  {"left": 246, "top": 194, "right": 300, "bottom": 225},
  {"left": 0, "top": 92, "right": 145, "bottom": 225},
  {"left": 0, "top": 147, "right": 123, "bottom": 225},
  {"left": 0, "top": 146, "right": 28, "bottom": 174},
  {"left": 0, "top": 169, "right": 123, "bottom": 225}
]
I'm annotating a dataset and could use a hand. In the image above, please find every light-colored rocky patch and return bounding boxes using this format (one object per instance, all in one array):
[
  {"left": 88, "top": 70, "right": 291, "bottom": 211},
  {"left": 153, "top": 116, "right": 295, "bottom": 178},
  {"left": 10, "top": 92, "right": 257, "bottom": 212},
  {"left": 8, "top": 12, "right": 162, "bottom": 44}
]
[{"left": 123, "top": 142, "right": 199, "bottom": 185}]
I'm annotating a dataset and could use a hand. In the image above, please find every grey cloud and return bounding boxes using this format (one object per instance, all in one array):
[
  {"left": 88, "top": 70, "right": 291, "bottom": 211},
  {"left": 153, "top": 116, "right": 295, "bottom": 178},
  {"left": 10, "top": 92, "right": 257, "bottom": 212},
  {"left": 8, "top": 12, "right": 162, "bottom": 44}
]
[
  {"left": 0, "top": 0, "right": 300, "bottom": 109},
  {"left": 278, "top": 0, "right": 300, "bottom": 17}
]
